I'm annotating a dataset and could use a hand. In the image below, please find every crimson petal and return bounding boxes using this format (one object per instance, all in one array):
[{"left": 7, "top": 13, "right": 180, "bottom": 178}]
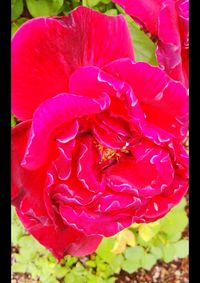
[
  {"left": 21, "top": 92, "right": 110, "bottom": 170},
  {"left": 12, "top": 121, "right": 47, "bottom": 215},
  {"left": 103, "top": 59, "right": 188, "bottom": 140},
  {"left": 12, "top": 6, "right": 134, "bottom": 120},
  {"left": 16, "top": 209, "right": 102, "bottom": 259},
  {"left": 112, "top": 0, "right": 162, "bottom": 35}
]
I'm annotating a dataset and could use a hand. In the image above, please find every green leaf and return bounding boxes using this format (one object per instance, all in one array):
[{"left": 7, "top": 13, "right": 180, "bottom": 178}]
[
  {"left": 136, "top": 234, "right": 151, "bottom": 248},
  {"left": 96, "top": 259, "right": 108, "bottom": 272},
  {"left": 101, "top": 0, "right": 111, "bottom": 4},
  {"left": 109, "top": 254, "right": 124, "bottom": 273},
  {"left": 48, "top": 253, "right": 57, "bottom": 263},
  {"left": 73, "top": 263, "right": 88, "bottom": 276},
  {"left": 88, "top": 0, "right": 101, "bottom": 6},
  {"left": 47, "top": 279, "right": 60, "bottom": 283},
  {"left": 86, "top": 260, "right": 96, "bottom": 268},
  {"left": 166, "top": 232, "right": 182, "bottom": 242},
  {"left": 150, "top": 246, "right": 163, "bottom": 259},
  {"left": 173, "top": 197, "right": 186, "bottom": 211},
  {"left": 141, "top": 254, "right": 157, "bottom": 270},
  {"left": 54, "top": 266, "right": 68, "bottom": 278},
  {"left": 150, "top": 233, "right": 167, "bottom": 247},
  {"left": 105, "top": 9, "right": 118, "bottom": 16},
  {"left": 11, "top": 224, "right": 23, "bottom": 245},
  {"left": 105, "top": 277, "right": 116, "bottom": 283},
  {"left": 122, "top": 259, "right": 140, "bottom": 273},
  {"left": 82, "top": 0, "right": 100, "bottom": 7},
  {"left": 115, "top": 3, "right": 125, "bottom": 14},
  {"left": 12, "top": 262, "right": 27, "bottom": 273},
  {"left": 174, "top": 240, "right": 189, "bottom": 258},
  {"left": 65, "top": 270, "right": 87, "bottom": 283},
  {"left": 138, "top": 224, "right": 157, "bottom": 242},
  {"left": 112, "top": 230, "right": 136, "bottom": 254},
  {"left": 95, "top": 259, "right": 113, "bottom": 279},
  {"left": 87, "top": 274, "right": 104, "bottom": 283},
  {"left": 160, "top": 210, "right": 188, "bottom": 236},
  {"left": 18, "top": 235, "right": 37, "bottom": 249},
  {"left": 163, "top": 244, "right": 176, "bottom": 263},
  {"left": 40, "top": 272, "right": 58, "bottom": 282},
  {"left": 125, "top": 246, "right": 144, "bottom": 261},
  {"left": 11, "top": 17, "right": 27, "bottom": 36},
  {"left": 11, "top": 207, "right": 24, "bottom": 245},
  {"left": 131, "top": 223, "right": 141, "bottom": 229},
  {"left": 87, "top": 274, "right": 99, "bottom": 283},
  {"left": 64, "top": 256, "right": 78, "bottom": 267},
  {"left": 72, "top": 0, "right": 81, "bottom": 8},
  {"left": 11, "top": 115, "right": 16, "bottom": 128},
  {"left": 64, "top": 273, "right": 76, "bottom": 283},
  {"left": 125, "top": 15, "right": 158, "bottom": 65},
  {"left": 96, "top": 238, "right": 115, "bottom": 262},
  {"left": 11, "top": 0, "right": 23, "bottom": 21},
  {"left": 26, "top": 0, "right": 64, "bottom": 17}
]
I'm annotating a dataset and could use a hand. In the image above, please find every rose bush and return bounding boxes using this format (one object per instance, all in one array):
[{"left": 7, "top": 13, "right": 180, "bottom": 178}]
[
  {"left": 12, "top": 6, "right": 188, "bottom": 260},
  {"left": 112, "top": 0, "right": 189, "bottom": 87}
]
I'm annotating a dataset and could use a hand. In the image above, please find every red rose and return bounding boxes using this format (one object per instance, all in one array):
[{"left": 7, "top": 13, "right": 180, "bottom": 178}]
[
  {"left": 12, "top": 7, "right": 188, "bottom": 259},
  {"left": 112, "top": 0, "right": 189, "bottom": 87}
]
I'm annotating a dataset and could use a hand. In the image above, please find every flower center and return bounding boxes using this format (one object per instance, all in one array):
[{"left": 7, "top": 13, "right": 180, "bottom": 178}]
[{"left": 93, "top": 140, "right": 130, "bottom": 163}]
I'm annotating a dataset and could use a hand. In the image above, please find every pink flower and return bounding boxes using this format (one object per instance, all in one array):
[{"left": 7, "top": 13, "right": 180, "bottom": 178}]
[
  {"left": 12, "top": 6, "right": 188, "bottom": 260},
  {"left": 112, "top": 0, "right": 189, "bottom": 87}
]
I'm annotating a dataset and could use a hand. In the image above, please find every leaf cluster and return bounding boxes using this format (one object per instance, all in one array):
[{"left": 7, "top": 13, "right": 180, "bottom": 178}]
[{"left": 12, "top": 198, "right": 188, "bottom": 282}]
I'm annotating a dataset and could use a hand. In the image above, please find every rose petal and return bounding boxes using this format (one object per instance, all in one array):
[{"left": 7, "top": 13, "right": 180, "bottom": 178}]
[
  {"left": 12, "top": 6, "right": 134, "bottom": 120},
  {"left": 12, "top": 121, "right": 48, "bottom": 216},
  {"left": 113, "top": 0, "right": 189, "bottom": 87},
  {"left": 112, "top": 0, "right": 162, "bottom": 35},
  {"left": 158, "top": 0, "right": 180, "bottom": 46},
  {"left": 177, "top": 0, "right": 189, "bottom": 48},
  {"left": 103, "top": 59, "right": 188, "bottom": 140},
  {"left": 106, "top": 141, "right": 174, "bottom": 198},
  {"left": 77, "top": 136, "right": 105, "bottom": 194},
  {"left": 21, "top": 92, "right": 110, "bottom": 170},
  {"left": 143, "top": 177, "right": 188, "bottom": 221},
  {"left": 16, "top": 209, "right": 102, "bottom": 259},
  {"left": 53, "top": 140, "right": 76, "bottom": 181},
  {"left": 103, "top": 59, "right": 169, "bottom": 101},
  {"left": 70, "top": 64, "right": 144, "bottom": 124},
  {"left": 59, "top": 202, "right": 134, "bottom": 237}
]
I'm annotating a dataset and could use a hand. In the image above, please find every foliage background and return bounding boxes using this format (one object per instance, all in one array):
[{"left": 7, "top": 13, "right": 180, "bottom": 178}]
[
  {"left": 12, "top": 199, "right": 188, "bottom": 282},
  {"left": 11, "top": 1, "right": 189, "bottom": 282}
]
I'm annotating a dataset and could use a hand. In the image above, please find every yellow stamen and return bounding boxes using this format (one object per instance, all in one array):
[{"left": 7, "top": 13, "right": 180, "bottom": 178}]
[{"left": 93, "top": 140, "right": 129, "bottom": 162}]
